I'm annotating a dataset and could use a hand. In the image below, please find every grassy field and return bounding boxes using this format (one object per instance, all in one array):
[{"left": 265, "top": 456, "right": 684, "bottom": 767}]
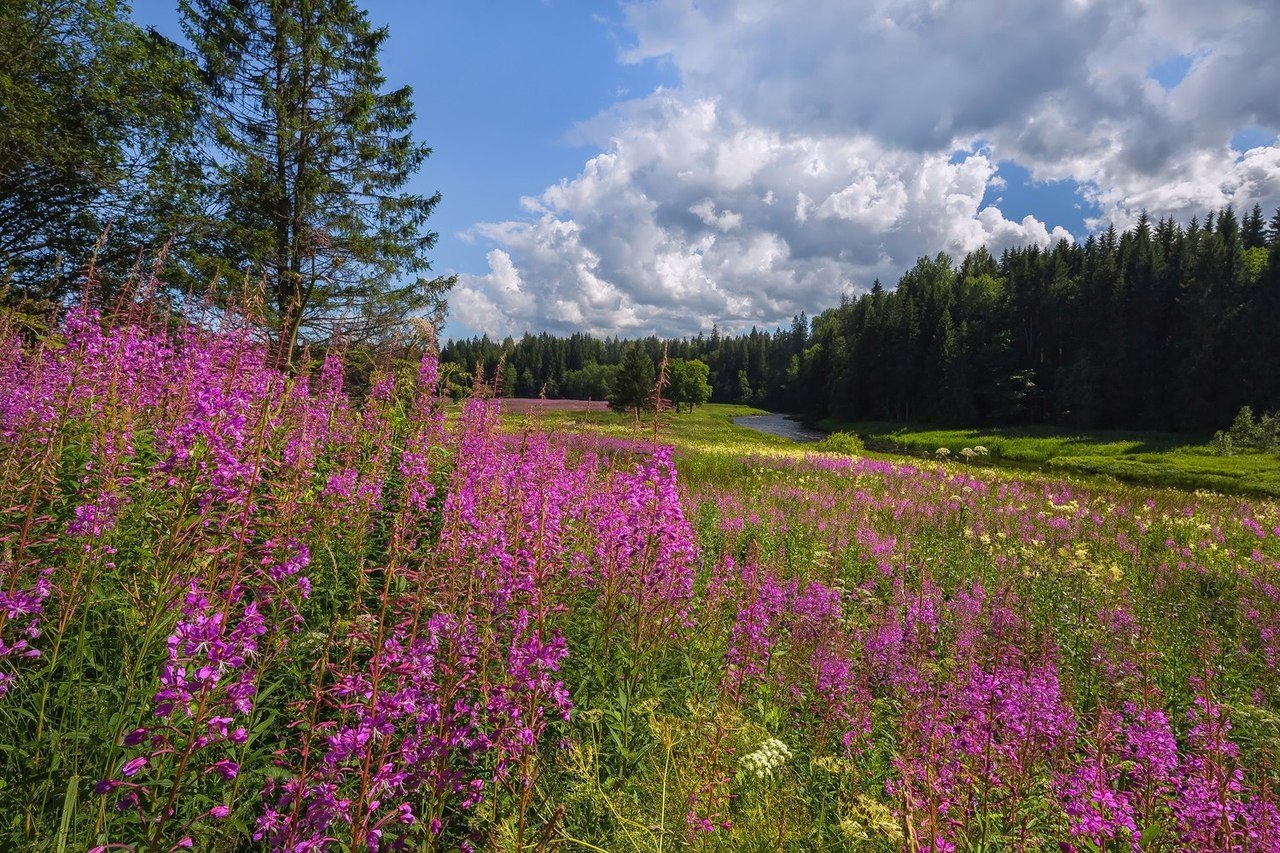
[
  {"left": 499, "top": 403, "right": 1280, "bottom": 499},
  {"left": 818, "top": 419, "right": 1280, "bottom": 498},
  {"left": 500, "top": 401, "right": 798, "bottom": 453}
]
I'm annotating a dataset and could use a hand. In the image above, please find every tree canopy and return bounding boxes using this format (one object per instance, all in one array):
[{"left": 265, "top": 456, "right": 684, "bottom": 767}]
[
  {"left": 1, "top": 0, "right": 451, "bottom": 360},
  {"left": 0, "top": 0, "right": 204, "bottom": 300},
  {"left": 669, "top": 359, "right": 712, "bottom": 412}
]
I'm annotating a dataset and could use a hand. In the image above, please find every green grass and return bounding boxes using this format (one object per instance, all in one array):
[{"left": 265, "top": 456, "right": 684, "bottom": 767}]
[
  {"left": 819, "top": 419, "right": 1280, "bottom": 498},
  {"left": 500, "top": 403, "right": 838, "bottom": 493},
  {"left": 500, "top": 403, "right": 1280, "bottom": 498},
  {"left": 505, "top": 403, "right": 800, "bottom": 454}
]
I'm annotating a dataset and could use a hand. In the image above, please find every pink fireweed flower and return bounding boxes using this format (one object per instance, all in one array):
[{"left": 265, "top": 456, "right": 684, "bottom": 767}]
[
  {"left": 1173, "top": 690, "right": 1249, "bottom": 848},
  {"left": 0, "top": 570, "right": 53, "bottom": 698},
  {"left": 121, "top": 756, "right": 148, "bottom": 777},
  {"left": 1054, "top": 707, "right": 1139, "bottom": 850},
  {"left": 208, "top": 759, "right": 239, "bottom": 780}
]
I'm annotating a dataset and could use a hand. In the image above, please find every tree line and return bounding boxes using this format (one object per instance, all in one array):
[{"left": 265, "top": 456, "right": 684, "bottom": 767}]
[
  {"left": 1, "top": 0, "right": 452, "bottom": 362},
  {"left": 805, "top": 206, "right": 1280, "bottom": 432},
  {"left": 7, "top": 2, "right": 1275, "bottom": 433},
  {"left": 448, "top": 205, "right": 1280, "bottom": 433},
  {"left": 440, "top": 315, "right": 808, "bottom": 411}
]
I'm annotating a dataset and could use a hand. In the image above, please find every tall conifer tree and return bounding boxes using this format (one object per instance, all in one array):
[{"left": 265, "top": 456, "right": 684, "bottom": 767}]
[{"left": 180, "top": 0, "right": 453, "bottom": 360}]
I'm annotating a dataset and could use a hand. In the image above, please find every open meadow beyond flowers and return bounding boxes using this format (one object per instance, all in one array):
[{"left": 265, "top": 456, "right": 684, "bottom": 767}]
[{"left": 2, "top": 295, "right": 1279, "bottom": 850}]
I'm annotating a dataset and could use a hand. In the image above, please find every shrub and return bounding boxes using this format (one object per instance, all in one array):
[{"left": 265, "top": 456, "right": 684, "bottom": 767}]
[{"left": 813, "top": 431, "right": 864, "bottom": 455}]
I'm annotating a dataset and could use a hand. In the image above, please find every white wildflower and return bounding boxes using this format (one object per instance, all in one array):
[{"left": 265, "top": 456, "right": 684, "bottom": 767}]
[{"left": 739, "top": 737, "right": 793, "bottom": 780}]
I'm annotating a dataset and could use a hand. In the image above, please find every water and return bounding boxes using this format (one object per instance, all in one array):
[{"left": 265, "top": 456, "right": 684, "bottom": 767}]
[{"left": 733, "top": 413, "right": 826, "bottom": 443}]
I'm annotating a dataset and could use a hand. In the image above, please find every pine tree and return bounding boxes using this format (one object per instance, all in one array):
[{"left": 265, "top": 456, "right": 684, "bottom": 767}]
[
  {"left": 736, "top": 369, "right": 754, "bottom": 406},
  {"left": 180, "top": 0, "right": 454, "bottom": 361},
  {"left": 1267, "top": 208, "right": 1280, "bottom": 249},
  {"left": 608, "top": 344, "right": 655, "bottom": 418}
]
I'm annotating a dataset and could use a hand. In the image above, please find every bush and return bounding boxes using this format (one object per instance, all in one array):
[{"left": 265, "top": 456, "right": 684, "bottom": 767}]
[{"left": 813, "top": 431, "right": 864, "bottom": 455}]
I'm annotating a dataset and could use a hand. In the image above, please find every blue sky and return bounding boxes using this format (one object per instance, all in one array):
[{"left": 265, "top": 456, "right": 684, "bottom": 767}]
[
  {"left": 131, "top": 1, "right": 1280, "bottom": 340},
  {"left": 353, "top": 2, "right": 679, "bottom": 278},
  {"left": 131, "top": 1, "right": 677, "bottom": 279}
]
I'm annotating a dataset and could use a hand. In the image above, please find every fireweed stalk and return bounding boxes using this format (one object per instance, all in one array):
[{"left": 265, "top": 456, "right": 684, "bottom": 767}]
[
  {"left": 254, "top": 373, "right": 582, "bottom": 850},
  {"left": 92, "top": 307, "right": 296, "bottom": 848}
]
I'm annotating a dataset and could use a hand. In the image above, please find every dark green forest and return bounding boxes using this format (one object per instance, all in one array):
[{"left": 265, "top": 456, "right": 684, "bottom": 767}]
[
  {"left": 445, "top": 206, "right": 1280, "bottom": 432},
  {"left": 1, "top": 0, "right": 452, "bottom": 357}
]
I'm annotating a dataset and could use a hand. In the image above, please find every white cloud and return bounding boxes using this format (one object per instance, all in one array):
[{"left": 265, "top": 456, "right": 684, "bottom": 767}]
[
  {"left": 450, "top": 0, "right": 1280, "bottom": 337},
  {"left": 689, "top": 199, "right": 743, "bottom": 232},
  {"left": 450, "top": 249, "right": 536, "bottom": 338},
  {"left": 456, "top": 94, "right": 1071, "bottom": 337}
]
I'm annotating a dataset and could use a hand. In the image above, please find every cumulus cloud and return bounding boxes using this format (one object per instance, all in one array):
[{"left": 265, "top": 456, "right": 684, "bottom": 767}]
[
  {"left": 454, "top": 95, "right": 1070, "bottom": 336},
  {"left": 689, "top": 199, "right": 743, "bottom": 232},
  {"left": 450, "top": 249, "right": 538, "bottom": 338},
  {"left": 451, "top": 0, "right": 1280, "bottom": 337}
]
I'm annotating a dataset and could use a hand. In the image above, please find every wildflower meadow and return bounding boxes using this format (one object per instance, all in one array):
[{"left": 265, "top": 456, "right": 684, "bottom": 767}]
[{"left": 2, "top": 291, "right": 1280, "bottom": 851}]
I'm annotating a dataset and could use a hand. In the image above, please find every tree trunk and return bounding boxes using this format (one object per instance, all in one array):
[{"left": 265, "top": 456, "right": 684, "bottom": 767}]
[{"left": 273, "top": 9, "right": 298, "bottom": 369}]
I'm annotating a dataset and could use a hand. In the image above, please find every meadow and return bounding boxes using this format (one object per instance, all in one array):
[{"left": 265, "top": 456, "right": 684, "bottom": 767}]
[
  {"left": 2, "top": 296, "right": 1280, "bottom": 851},
  {"left": 818, "top": 421, "right": 1280, "bottom": 499}
]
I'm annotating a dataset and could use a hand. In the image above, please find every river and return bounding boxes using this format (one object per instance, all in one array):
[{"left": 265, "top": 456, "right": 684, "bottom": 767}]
[{"left": 732, "top": 412, "right": 826, "bottom": 443}]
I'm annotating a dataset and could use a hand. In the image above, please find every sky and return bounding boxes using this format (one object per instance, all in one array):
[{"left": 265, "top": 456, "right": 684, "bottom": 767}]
[{"left": 131, "top": 0, "right": 1280, "bottom": 341}]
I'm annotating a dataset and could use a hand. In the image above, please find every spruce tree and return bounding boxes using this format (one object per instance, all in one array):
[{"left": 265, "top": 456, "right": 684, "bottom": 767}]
[
  {"left": 1243, "top": 203, "right": 1267, "bottom": 249},
  {"left": 1266, "top": 208, "right": 1280, "bottom": 248},
  {"left": 180, "top": 0, "right": 454, "bottom": 361},
  {"left": 609, "top": 345, "right": 655, "bottom": 418}
]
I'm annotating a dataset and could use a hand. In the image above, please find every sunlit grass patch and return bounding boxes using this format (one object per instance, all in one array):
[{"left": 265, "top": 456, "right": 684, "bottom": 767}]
[{"left": 823, "top": 419, "right": 1280, "bottom": 497}]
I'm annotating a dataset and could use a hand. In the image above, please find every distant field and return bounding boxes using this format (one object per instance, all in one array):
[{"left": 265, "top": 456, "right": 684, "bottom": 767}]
[
  {"left": 502, "top": 401, "right": 795, "bottom": 451},
  {"left": 498, "top": 404, "right": 1280, "bottom": 498},
  {"left": 820, "top": 419, "right": 1280, "bottom": 498},
  {"left": 494, "top": 405, "right": 1280, "bottom": 498},
  {"left": 498, "top": 397, "right": 610, "bottom": 414}
]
